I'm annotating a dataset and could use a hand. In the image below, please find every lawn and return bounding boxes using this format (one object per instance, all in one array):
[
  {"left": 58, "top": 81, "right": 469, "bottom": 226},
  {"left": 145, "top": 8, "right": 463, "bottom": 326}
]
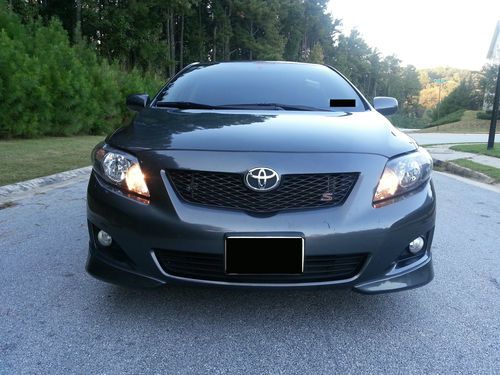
[
  {"left": 449, "top": 143, "right": 500, "bottom": 158},
  {"left": 418, "top": 111, "right": 499, "bottom": 133},
  {"left": 451, "top": 159, "right": 500, "bottom": 183},
  {"left": 0, "top": 136, "right": 104, "bottom": 186}
]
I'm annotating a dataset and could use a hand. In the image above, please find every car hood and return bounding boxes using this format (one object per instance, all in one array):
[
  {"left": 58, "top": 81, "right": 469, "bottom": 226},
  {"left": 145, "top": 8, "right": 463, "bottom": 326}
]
[{"left": 108, "top": 109, "right": 417, "bottom": 157}]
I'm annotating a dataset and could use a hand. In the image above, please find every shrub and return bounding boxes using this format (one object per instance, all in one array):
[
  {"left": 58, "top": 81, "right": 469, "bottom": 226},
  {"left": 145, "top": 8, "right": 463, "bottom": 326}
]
[
  {"left": 0, "top": 3, "right": 162, "bottom": 138},
  {"left": 476, "top": 111, "right": 492, "bottom": 120},
  {"left": 388, "top": 114, "right": 427, "bottom": 129},
  {"left": 427, "top": 109, "right": 465, "bottom": 127}
]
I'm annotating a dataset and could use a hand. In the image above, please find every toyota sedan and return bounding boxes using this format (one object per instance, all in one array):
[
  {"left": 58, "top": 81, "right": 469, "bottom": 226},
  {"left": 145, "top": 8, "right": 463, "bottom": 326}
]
[{"left": 86, "top": 61, "right": 435, "bottom": 294}]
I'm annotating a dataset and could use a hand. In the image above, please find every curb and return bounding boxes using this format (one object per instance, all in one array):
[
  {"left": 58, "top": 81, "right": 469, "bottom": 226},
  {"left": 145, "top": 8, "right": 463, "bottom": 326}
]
[
  {"left": 433, "top": 159, "right": 495, "bottom": 184},
  {"left": 0, "top": 166, "right": 92, "bottom": 201}
]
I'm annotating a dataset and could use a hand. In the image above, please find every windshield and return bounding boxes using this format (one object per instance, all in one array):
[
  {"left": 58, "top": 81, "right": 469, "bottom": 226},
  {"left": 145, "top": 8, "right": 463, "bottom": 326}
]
[{"left": 154, "top": 62, "right": 368, "bottom": 112}]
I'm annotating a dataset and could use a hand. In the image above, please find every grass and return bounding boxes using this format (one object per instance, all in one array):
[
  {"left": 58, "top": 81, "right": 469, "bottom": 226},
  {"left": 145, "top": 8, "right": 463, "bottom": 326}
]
[
  {"left": 419, "top": 110, "right": 499, "bottom": 133},
  {"left": 451, "top": 159, "right": 500, "bottom": 183},
  {"left": 449, "top": 143, "right": 500, "bottom": 158},
  {"left": 0, "top": 136, "right": 104, "bottom": 186}
]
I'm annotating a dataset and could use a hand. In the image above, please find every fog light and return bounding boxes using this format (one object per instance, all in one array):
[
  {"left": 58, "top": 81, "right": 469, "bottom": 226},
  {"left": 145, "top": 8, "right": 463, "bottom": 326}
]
[
  {"left": 408, "top": 236, "right": 425, "bottom": 254},
  {"left": 97, "top": 230, "right": 112, "bottom": 247}
]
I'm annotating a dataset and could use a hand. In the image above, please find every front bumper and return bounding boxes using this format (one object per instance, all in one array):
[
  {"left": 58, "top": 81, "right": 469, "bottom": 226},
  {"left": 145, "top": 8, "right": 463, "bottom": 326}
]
[
  {"left": 86, "top": 242, "right": 434, "bottom": 293},
  {"left": 86, "top": 161, "right": 436, "bottom": 294}
]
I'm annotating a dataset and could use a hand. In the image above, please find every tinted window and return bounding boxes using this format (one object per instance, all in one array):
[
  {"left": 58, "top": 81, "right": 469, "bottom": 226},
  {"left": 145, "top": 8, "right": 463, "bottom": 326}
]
[{"left": 155, "top": 62, "right": 367, "bottom": 112}]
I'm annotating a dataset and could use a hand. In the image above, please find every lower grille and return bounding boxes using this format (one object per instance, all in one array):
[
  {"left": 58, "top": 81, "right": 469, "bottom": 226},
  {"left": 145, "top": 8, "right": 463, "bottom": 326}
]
[
  {"left": 167, "top": 170, "right": 358, "bottom": 213},
  {"left": 154, "top": 249, "right": 367, "bottom": 283}
]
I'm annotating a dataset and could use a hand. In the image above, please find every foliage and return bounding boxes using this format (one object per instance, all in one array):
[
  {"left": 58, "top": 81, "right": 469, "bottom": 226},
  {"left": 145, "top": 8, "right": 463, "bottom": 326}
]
[
  {"left": 430, "top": 79, "right": 481, "bottom": 122},
  {"left": 7, "top": 1, "right": 417, "bottom": 94},
  {"left": 3, "top": 0, "right": 433, "bottom": 136},
  {"left": 0, "top": 3, "right": 161, "bottom": 138},
  {"left": 418, "top": 111, "right": 499, "bottom": 133},
  {"left": 480, "top": 63, "right": 499, "bottom": 110},
  {"left": 330, "top": 30, "right": 422, "bottom": 117},
  {"left": 309, "top": 43, "right": 325, "bottom": 64},
  {"left": 476, "top": 111, "right": 493, "bottom": 120},
  {"left": 418, "top": 67, "right": 477, "bottom": 110},
  {"left": 429, "top": 109, "right": 465, "bottom": 126},
  {"left": 388, "top": 114, "right": 427, "bottom": 129}
]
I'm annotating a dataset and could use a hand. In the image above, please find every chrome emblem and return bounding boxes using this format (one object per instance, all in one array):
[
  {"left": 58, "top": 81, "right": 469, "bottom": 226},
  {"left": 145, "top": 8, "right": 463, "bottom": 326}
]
[{"left": 244, "top": 168, "right": 280, "bottom": 192}]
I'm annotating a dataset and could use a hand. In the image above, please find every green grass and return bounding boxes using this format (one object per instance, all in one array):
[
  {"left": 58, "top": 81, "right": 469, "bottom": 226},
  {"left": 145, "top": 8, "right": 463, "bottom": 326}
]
[
  {"left": 0, "top": 136, "right": 104, "bottom": 186},
  {"left": 451, "top": 159, "right": 500, "bottom": 183},
  {"left": 449, "top": 143, "right": 500, "bottom": 158},
  {"left": 419, "top": 111, "right": 499, "bottom": 133}
]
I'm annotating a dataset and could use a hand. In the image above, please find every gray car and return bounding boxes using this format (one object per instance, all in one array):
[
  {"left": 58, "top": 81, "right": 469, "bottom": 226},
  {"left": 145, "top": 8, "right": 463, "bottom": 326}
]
[{"left": 86, "top": 61, "right": 435, "bottom": 293}]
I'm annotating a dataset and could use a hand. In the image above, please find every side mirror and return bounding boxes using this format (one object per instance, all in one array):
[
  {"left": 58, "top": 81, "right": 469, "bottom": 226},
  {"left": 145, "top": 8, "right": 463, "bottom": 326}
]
[
  {"left": 126, "top": 94, "right": 149, "bottom": 112},
  {"left": 373, "top": 97, "right": 398, "bottom": 116}
]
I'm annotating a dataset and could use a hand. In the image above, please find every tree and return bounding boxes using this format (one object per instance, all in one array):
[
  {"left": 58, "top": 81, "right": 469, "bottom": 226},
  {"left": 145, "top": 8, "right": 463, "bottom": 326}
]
[
  {"left": 480, "top": 63, "right": 500, "bottom": 110},
  {"left": 5, "top": 0, "right": 428, "bottom": 127},
  {"left": 431, "top": 79, "right": 481, "bottom": 121},
  {"left": 309, "top": 42, "right": 324, "bottom": 64}
]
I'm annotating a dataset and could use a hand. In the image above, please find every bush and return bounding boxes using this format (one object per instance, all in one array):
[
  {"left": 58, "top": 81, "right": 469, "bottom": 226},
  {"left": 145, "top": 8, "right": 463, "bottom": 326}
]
[
  {"left": 427, "top": 109, "right": 465, "bottom": 127},
  {"left": 388, "top": 114, "right": 427, "bottom": 129},
  {"left": 476, "top": 111, "right": 492, "bottom": 120},
  {"left": 0, "top": 3, "right": 162, "bottom": 138}
]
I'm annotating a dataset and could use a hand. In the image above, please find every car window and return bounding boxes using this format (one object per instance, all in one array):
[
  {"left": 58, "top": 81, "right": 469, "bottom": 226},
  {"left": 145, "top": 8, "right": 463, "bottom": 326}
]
[{"left": 155, "top": 63, "right": 367, "bottom": 112}]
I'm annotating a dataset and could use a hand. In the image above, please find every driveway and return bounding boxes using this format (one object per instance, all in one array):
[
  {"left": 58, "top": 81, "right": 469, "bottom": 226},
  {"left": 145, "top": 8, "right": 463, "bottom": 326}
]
[{"left": 1, "top": 173, "right": 499, "bottom": 374}]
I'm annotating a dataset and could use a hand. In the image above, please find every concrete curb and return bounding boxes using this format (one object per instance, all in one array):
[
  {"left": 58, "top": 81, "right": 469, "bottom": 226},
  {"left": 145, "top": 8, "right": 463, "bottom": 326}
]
[
  {"left": 0, "top": 166, "right": 92, "bottom": 201},
  {"left": 433, "top": 159, "right": 495, "bottom": 184}
]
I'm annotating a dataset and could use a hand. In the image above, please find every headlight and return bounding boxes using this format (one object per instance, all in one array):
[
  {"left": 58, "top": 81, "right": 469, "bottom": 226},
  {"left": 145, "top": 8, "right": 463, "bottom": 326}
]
[
  {"left": 92, "top": 143, "right": 150, "bottom": 197},
  {"left": 373, "top": 148, "right": 432, "bottom": 205}
]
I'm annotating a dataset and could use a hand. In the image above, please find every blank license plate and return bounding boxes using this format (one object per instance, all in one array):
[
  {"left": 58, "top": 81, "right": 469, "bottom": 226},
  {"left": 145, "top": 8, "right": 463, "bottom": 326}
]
[{"left": 225, "top": 237, "right": 304, "bottom": 274}]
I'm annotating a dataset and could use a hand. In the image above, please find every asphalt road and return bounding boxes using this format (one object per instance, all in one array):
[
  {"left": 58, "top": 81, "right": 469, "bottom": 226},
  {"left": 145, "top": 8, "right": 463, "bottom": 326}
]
[
  {"left": 405, "top": 132, "right": 492, "bottom": 145},
  {"left": 1, "top": 173, "right": 499, "bottom": 374}
]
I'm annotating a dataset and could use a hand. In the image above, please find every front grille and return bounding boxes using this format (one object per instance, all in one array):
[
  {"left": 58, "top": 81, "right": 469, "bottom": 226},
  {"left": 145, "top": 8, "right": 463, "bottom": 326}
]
[
  {"left": 167, "top": 170, "right": 358, "bottom": 213},
  {"left": 155, "top": 249, "right": 367, "bottom": 283}
]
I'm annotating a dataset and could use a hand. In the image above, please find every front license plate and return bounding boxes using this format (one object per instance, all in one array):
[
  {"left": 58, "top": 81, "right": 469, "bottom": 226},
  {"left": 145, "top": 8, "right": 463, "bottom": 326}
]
[{"left": 225, "top": 237, "right": 304, "bottom": 274}]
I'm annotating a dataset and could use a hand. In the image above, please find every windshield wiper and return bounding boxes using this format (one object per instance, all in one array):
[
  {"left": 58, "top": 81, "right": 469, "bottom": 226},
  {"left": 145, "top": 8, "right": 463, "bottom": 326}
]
[
  {"left": 219, "top": 103, "right": 328, "bottom": 111},
  {"left": 155, "top": 101, "right": 226, "bottom": 109},
  {"left": 155, "top": 101, "right": 328, "bottom": 111}
]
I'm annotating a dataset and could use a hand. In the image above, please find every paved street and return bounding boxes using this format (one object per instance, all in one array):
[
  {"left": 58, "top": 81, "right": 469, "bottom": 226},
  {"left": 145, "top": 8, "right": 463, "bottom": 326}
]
[
  {"left": 405, "top": 132, "right": 493, "bottom": 145},
  {"left": 1, "top": 173, "right": 499, "bottom": 374}
]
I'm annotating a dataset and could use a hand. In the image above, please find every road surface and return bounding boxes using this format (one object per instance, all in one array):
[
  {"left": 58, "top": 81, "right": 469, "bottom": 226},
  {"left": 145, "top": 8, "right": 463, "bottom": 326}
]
[
  {"left": 404, "top": 132, "right": 492, "bottom": 145},
  {"left": 1, "top": 173, "right": 499, "bottom": 374}
]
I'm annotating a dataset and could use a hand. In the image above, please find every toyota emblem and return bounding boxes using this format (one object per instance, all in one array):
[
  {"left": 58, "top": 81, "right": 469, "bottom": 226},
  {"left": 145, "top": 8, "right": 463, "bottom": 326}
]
[{"left": 244, "top": 168, "right": 280, "bottom": 192}]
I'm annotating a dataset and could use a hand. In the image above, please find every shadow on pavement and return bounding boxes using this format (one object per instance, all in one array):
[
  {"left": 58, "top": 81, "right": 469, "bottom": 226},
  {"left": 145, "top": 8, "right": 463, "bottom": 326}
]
[{"left": 94, "top": 283, "right": 417, "bottom": 328}]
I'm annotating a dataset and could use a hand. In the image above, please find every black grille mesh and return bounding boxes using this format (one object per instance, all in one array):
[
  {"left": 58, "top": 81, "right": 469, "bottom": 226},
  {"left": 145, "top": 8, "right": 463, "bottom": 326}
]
[
  {"left": 168, "top": 170, "right": 358, "bottom": 213},
  {"left": 155, "top": 249, "right": 367, "bottom": 283}
]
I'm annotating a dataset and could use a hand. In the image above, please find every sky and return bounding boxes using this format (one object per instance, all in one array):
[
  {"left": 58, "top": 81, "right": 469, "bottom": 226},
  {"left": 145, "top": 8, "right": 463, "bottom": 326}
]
[{"left": 327, "top": 0, "right": 500, "bottom": 71}]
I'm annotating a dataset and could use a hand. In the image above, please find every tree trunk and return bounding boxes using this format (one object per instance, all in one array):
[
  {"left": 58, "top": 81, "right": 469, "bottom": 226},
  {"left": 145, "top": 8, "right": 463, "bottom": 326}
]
[
  {"left": 213, "top": 25, "right": 217, "bottom": 61},
  {"left": 73, "top": 0, "right": 82, "bottom": 44},
  {"left": 198, "top": 4, "right": 203, "bottom": 61},
  {"left": 223, "top": 6, "right": 231, "bottom": 61},
  {"left": 249, "top": 20, "right": 253, "bottom": 60},
  {"left": 167, "top": 12, "right": 176, "bottom": 77},
  {"left": 179, "top": 14, "right": 184, "bottom": 69}
]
